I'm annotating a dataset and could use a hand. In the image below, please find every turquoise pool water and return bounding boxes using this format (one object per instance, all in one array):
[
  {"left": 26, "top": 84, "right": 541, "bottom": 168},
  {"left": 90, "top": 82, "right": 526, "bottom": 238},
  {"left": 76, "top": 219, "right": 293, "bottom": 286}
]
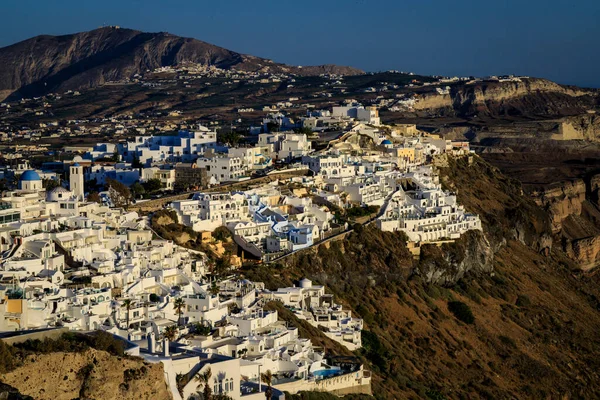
[{"left": 313, "top": 369, "right": 341, "bottom": 378}]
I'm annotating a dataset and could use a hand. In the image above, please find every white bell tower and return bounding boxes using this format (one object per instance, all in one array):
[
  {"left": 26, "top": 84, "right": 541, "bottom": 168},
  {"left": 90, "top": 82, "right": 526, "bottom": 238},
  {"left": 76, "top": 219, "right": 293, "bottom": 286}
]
[{"left": 70, "top": 163, "right": 84, "bottom": 201}]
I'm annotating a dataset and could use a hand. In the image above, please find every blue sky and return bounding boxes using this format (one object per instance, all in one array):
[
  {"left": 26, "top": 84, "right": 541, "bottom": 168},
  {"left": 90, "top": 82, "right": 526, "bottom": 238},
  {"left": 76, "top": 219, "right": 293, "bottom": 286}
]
[{"left": 1, "top": 0, "right": 599, "bottom": 87}]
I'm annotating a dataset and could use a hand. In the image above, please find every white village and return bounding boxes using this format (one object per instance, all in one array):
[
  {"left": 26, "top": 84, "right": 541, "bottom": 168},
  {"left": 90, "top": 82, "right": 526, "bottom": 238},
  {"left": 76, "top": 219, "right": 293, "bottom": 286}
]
[{"left": 0, "top": 103, "right": 480, "bottom": 400}]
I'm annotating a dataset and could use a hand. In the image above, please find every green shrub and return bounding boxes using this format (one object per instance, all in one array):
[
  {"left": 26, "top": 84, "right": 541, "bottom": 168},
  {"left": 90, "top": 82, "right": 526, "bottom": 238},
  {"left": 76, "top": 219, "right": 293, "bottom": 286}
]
[
  {"left": 13, "top": 331, "right": 124, "bottom": 357},
  {"left": 213, "top": 226, "right": 232, "bottom": 242},
  {"left": 285, "top": 392, "right": 372, "bottom": 400},
  {"left": 516, "top": 294, "right": 532, "bottom": 307},
  {"left": 426, "top": 389, "right": 448, "bottom": 400},
  {"left": 346, "top": 205, "right": 379, "bottom": 219},
  {"left": 361, "top": 330, "right": 388, "bottom": 372},
  {"left": 498, "top": 335, "right": 516, "bottom": 348},
  {"left": 149, "top": 293, "right": 160, "bottom": 303},
  {"left": 448, "top": 301, "right": 475, "bottom": 324},
  {"left": 0, "top": 340, "right": 17, "bottom": 373},
  {"left": 356, "top": 304, "right": 374, "bottom": 326}
]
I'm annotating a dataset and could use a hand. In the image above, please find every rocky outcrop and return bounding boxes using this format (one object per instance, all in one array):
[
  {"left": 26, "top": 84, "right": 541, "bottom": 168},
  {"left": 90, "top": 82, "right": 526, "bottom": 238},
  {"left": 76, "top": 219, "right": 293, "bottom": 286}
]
[
  {"left": 416, "top": 231, "right": 494, "bottom": 286},
  {"left": 508, "top": 207, "right": 554, "bottom": 255},
  {"left": 553, "top": 114, "right": 600, "bottom": 141},
  {"left": 527, "top": 174, "right": 600, "bottom": 270},
  {"left": 413, "top": 78, "right": 597, "bottom": 118},
  {"left": 0, "top": 348, "right": 170, "bottom": 400},
  {"left": 563, "top": 235, "right": 600, "bottom": 271},
  {"left": 590, "top": 174, "right": 600, "bottom": 207},
  {"left": 0, "top": 27, "right": 363, "bottom": 101},
  {"left": 0, "top": 382, "right": 33, "bottom": 400},
  {"left": 531, "top": 179, "right": 587, "bottom": 233}
]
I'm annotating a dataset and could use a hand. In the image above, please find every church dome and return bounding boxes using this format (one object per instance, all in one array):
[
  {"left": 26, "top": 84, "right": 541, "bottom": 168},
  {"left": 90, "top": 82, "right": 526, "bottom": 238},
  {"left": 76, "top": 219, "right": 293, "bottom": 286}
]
[
  {"left": 50, "top": 186, "right": 70, "bottom": 194},
  {"left": 20, "top": 170, "right": 41, "bottom": 181},
  {"left": 46, "top": 185, "right": 72, "bottom": 201},
  {"left": 299, "top": 278, "right": 312, "bottom": 288}
]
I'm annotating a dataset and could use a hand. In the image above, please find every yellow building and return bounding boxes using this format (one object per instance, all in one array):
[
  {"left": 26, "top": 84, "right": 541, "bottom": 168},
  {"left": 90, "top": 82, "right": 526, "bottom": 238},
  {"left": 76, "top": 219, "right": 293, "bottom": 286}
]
[
  {"left": 393, "top": 147, "right": 417, "bottom": 162},
  {"left": 394, "top": 124, "right": 418, "bottom": 136}
]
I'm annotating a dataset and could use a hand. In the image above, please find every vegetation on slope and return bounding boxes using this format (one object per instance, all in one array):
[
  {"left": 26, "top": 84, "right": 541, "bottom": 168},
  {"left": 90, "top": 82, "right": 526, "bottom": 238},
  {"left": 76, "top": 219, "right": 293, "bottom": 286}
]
[
  {"left": 0, "top": 332, "right": 169, "bottom": 400},
  {"left": 0, "top": 331, "right": 125, "bottom": 373},
  {"left": 439, "top": 156, "right": 552, "bottom": 252}
]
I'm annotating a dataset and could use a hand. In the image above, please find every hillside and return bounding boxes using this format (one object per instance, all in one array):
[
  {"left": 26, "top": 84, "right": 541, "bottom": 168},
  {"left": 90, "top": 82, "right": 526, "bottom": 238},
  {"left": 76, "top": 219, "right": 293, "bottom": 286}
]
[
  {"left": 412, "top": 78, "right": 598, "bottom": 118},
  {"left": 0, "top": 331, "right": 171, "bottom": 400},
  {"left": 0, "top": 26, "right": 363, "bottom": 101},
  {"left": 243, "top": 156, "right": 600, "bottom": 399}
]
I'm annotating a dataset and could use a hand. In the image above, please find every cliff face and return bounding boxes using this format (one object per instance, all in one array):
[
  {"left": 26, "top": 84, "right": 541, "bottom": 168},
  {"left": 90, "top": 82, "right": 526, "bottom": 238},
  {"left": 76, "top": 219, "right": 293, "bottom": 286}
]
[
  {"left": 438, "top": 156, "right": 553, "bottom": 253},
  {"left": 563, "top": 235, "right": 600, "bottom": 271},
  {"left": 0, "top": 348, "right": 170, "bottom": 400},
  {"left": 0, "top": 27, "right": 363, "bottom": 101},
  {"left": 531, "top": 179, "right": 587, "bottom": 233},
  {"left": 554, "top": 114, "right": 600, "bottom": 141},
  {"left": 528, "top": 172, "right": 600, "bottom": 270},
  {"left": 590, "top": 174, "right": 600, "bottom": 206},
  {"left": 413, "top": 78, "right": 597, "bottom": 118},
  {"left": 416, "top": 231, "right": 494, "bottom": 286}
]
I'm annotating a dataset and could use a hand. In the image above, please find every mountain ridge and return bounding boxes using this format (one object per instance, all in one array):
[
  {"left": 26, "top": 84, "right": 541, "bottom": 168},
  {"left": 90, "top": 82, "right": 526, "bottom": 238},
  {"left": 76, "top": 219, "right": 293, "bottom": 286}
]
[{"left": 0, "top": 27, "right": 364, "bottom": 101}]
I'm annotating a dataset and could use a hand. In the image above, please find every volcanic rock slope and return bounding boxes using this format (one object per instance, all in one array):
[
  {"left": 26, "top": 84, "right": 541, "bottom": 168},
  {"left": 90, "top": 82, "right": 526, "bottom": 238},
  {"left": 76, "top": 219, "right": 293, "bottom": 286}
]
[{"left": 0, "top": 27, "right": 363, "bottom": 101}]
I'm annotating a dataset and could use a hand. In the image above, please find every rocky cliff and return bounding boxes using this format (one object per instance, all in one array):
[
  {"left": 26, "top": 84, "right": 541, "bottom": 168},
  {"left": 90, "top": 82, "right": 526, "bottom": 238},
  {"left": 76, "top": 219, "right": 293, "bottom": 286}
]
[
  {"left": 531, "top": 179, "right": 587, "bottom": 233},
  {"left": 1, "top": 348, "right": 170, "bottom": 400},
  {"left": 590, "top": 174, "right": 600, "bottom": 206},
  {"left": 413, "top": 78, "right": 597, "bottom": 118},
  {"left": 529, "top": 173, "right": 600, "bottom": 270},
  {"left": 554, "top": 114, "right": 600, "bottom": 141},
  {"left": 416, "top": 231, "right": 494, "bottom": 286},
  {"left": 438, "top": 156, "right": 553, "bottom": 253},
  {"left": 0, "top": 27, "right": 363, "bottom": 101},
  {"left": 563, "top": 234, "right": 600, "bottom": 271}
]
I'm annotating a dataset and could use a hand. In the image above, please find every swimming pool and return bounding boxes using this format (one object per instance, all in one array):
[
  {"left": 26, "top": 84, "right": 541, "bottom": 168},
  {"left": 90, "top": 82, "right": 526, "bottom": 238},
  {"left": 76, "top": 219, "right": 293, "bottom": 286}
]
[{"left": 313, "top": 369, "right": 341, "bottom": 378}]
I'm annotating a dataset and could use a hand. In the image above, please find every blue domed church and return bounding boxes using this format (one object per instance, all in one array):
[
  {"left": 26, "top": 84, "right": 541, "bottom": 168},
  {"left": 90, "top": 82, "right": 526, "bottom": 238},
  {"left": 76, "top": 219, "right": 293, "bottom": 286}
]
[{"left": 18, "top": 170, "right": 43, "bottom": 191}]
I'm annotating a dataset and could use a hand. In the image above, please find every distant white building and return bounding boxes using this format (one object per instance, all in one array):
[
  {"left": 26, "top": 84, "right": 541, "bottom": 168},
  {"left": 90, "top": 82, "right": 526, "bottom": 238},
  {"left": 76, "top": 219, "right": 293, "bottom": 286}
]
[
  {"left": 258, "top": 133, "right": 311, "bottom": 161},
  {"left": 141, "top": 167, "right": 176, "bottom": 190},
  {"left": 85, "top": 164, "right": 141, "bottom": 187},
  {"left": 119, "top": 127, "right": 217, "bottom": 165},
  {"left": 83, "top": 143, "right": 118, "bottom": 161},
  {"left": 196, "top": 154, "right": 246, "bottom": 184},
  {"left": 332, "top": 106, "right": 381, "bottom": 126},
  {"left": 171, "top": 192, "right": 250, "bottom": 232},
  {"left": 227, "top": 146, "right": 272, "bottom": 171}
]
